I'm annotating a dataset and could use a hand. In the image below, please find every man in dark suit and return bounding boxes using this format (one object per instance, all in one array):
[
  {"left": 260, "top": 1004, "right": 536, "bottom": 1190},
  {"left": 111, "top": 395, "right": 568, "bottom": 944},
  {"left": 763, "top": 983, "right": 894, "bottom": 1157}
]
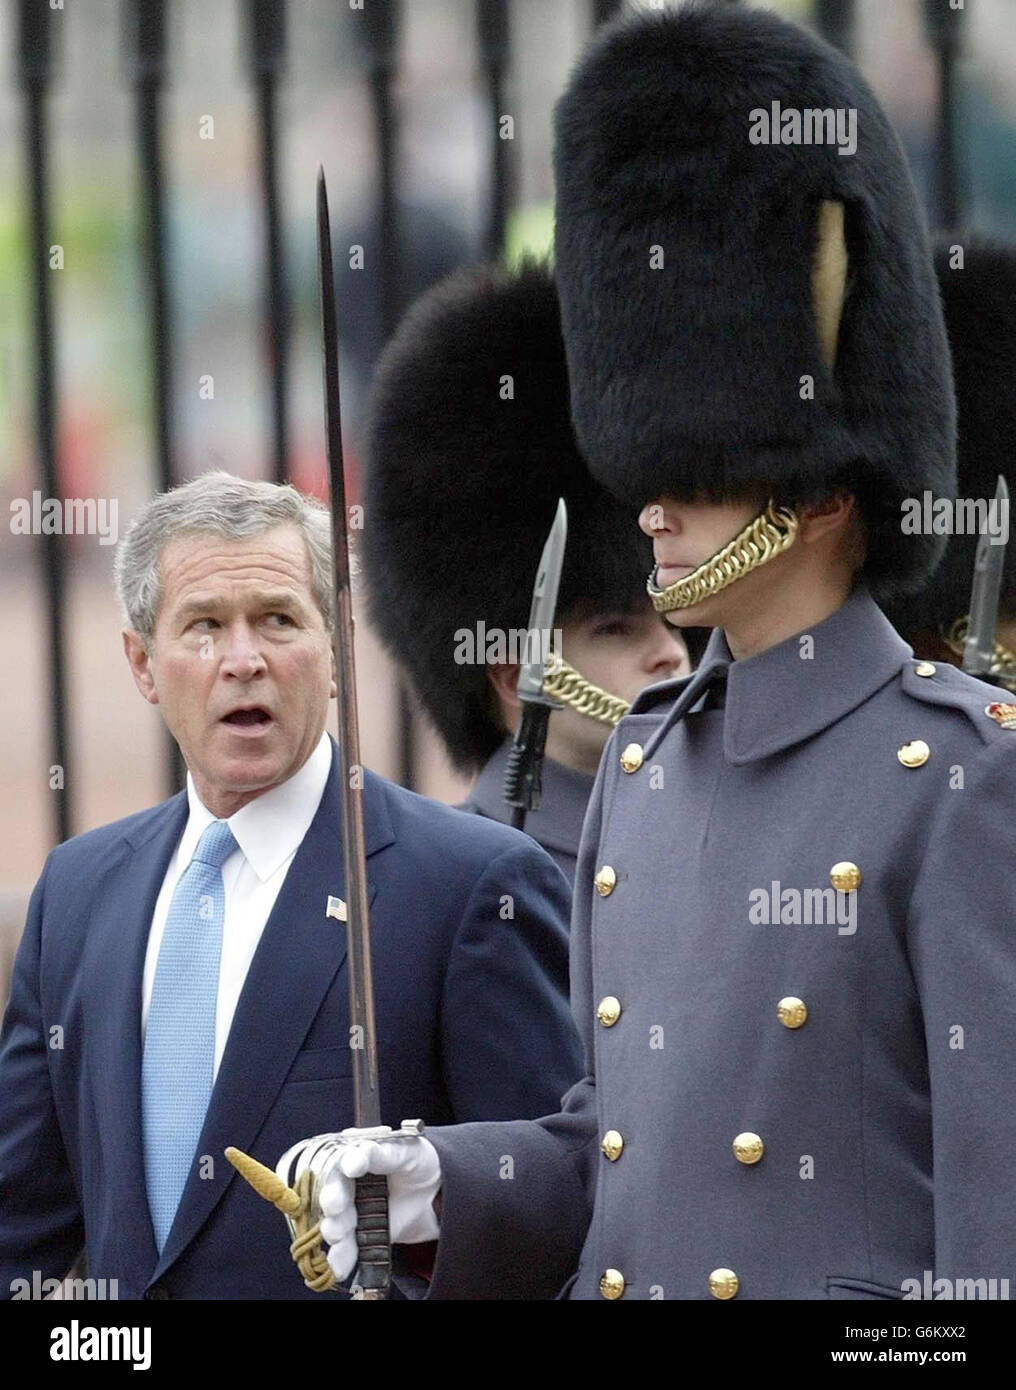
[{"left": 0, "top": 469, "right": 581, "bottom": 1300}]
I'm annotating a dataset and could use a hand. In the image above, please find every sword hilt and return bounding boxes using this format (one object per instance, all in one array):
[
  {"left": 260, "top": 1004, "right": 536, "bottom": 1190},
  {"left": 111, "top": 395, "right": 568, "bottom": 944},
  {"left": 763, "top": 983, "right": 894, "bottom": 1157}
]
[{"left": 351, "top": 1171, "right": 392, "bottom": 1300}]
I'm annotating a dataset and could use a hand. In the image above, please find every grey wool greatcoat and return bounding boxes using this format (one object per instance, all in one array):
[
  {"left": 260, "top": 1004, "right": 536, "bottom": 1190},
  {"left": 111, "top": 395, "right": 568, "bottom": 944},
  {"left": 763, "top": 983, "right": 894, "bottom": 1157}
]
[{"left": 423, "top": 586, "right": 1016, "bottom": 1301}]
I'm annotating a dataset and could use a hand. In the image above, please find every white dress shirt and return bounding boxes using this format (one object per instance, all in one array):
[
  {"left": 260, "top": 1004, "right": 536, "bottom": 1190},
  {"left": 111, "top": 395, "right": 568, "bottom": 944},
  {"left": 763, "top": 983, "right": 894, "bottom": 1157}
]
[{"left": 141, "top": 731, "right": 333, "bottom": 1079}]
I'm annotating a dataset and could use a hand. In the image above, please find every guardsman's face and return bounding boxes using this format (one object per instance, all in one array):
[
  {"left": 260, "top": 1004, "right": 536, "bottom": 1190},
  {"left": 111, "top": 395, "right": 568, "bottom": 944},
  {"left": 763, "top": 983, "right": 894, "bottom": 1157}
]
[
  {"left": 560, "top": 608, "right": 688, "bottom": 707},
  {"left": 551, "top": 608, "right": 689, "bottom": 772},
  {"left": 123, "top": 524, "right": 336, "bottom": 818},
  {"left": 638, "top": 494, "right": 767, "bottom": 629}
]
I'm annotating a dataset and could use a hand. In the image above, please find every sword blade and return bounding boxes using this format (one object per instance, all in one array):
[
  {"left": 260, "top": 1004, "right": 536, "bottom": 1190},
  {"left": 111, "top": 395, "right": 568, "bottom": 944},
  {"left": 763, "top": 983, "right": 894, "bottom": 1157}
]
[
  {"left": 317, "top": 167, "right": 381, "bottom": 1130},
  {"left": 963, "top": 475, "right": 1009, "bottom": 677}
]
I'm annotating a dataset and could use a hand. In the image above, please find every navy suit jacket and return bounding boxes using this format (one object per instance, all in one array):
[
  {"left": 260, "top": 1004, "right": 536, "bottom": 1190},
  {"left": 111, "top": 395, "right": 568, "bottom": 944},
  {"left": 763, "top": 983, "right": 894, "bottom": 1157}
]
[{"left": 0, "top": 741, "right": 581, "bottom": 1299}]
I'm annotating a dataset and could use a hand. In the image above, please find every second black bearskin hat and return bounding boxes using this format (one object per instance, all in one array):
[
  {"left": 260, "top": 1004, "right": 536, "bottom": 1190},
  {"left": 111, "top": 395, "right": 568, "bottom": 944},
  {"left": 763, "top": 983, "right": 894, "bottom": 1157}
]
[
  {"left": 362, "top": 261, "right": 655, "bottom": 773},
  {"left": 552, "top": 2, "right": 955, "bottom": 597},
  {"left": 889, "top": 240, "right": 1016, "bottom": 638}
]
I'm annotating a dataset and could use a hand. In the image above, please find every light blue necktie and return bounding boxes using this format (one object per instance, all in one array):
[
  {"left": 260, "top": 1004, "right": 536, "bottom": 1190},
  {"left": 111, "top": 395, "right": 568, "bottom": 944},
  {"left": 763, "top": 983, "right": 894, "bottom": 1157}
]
[{"left": 142, "top": 818, "right": 238, "bottom": 1252}]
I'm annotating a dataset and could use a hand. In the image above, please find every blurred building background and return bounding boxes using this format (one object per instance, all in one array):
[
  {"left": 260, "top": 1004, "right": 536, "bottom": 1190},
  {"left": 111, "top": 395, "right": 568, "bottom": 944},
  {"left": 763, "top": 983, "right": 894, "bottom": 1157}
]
[{"left": 2, "top": 0, "right": 1015, "bottom": 985}]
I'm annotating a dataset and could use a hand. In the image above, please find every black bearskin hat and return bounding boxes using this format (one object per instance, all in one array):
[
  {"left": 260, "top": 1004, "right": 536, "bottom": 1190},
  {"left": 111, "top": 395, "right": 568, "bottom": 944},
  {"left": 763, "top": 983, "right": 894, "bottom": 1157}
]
[
  {"left": 552, "top": 3, "right": 955, "bottom": 598},
  {"left": 888, "top": 239, "right": 1016, "bottom": 640},
  {"left": 362, "top": 260, "right": 656, "bottom": 772}
]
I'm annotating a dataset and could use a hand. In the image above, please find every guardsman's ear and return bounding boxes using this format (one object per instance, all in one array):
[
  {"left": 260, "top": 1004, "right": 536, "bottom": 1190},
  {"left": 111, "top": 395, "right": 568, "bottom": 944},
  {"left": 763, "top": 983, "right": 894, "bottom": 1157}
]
[
  {"left": 797, "top": 491, "right": 857, "bottom": 546},
  {"left": 486, "top": 663, "right": 521, "bottom": 714},
  {"left": 123, "top": 628, "right": 160, "bottom": 706}
]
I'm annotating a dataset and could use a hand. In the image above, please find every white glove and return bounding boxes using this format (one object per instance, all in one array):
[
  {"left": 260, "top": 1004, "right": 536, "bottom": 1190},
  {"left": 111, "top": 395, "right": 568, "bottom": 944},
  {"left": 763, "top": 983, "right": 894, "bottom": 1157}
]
[{"left": 319, "top": 1132, "right": 442, "bottom": 1284}]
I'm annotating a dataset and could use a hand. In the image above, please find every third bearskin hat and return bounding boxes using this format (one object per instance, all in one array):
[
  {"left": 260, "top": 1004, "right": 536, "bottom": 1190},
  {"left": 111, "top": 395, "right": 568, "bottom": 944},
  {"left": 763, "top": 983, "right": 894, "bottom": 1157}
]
[
  {"left": 552, "top": 2, "right": 955, "bottom": 597},
  {"left": 362, "top": 260, "right": 655, "bottom": 772},
  {"left": 888, "top": 239, "right": 1016, "bottom": 644}
]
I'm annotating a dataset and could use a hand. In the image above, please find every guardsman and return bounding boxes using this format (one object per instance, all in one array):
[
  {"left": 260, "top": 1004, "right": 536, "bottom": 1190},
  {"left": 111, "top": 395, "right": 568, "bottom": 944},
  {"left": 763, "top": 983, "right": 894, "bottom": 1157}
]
[
  {"left": 298, "top": 5, "right": 1016, "bottom": 1299},
  {"left": 361, "top": 260, "right": 687, "bottom": 880},
  {"left": 888, "top": 240, "right": 1016, "bottom": 690}
]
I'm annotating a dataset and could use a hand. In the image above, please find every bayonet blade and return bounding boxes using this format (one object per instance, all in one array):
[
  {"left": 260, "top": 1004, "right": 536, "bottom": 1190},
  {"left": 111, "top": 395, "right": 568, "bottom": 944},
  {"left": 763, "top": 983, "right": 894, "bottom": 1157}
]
[
  {"left": 963, "top": 475, "right": 1009, "bottom": 677},
  {"left": 516, "top": 497, "right": 568, "bottom": 703}
]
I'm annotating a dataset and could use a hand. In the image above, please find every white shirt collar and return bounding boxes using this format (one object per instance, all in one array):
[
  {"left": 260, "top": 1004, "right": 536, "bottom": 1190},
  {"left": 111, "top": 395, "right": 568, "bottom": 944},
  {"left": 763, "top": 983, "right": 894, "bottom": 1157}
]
[{"left": 180, "top": 731, "right": 333, "bottom": 882}]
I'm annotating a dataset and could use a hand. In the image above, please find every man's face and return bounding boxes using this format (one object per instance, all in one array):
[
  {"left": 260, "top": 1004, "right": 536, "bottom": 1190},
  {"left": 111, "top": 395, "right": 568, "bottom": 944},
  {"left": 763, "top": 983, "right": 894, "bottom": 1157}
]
[
  {"left": 123, "top": 524, "right": 335, "bottom": 818},
  {"left": 638, "top": 494, "right": 770, "bottom": 629},
  {"left": 551, "top": 607, "right": 689, "bottom": 772}
]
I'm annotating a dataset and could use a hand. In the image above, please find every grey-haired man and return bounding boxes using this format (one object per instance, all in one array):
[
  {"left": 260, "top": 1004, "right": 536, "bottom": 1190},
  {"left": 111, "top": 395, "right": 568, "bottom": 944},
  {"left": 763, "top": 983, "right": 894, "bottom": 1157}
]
[{"left": 0, "top": 470, "right": 581, "bottom": 1301}]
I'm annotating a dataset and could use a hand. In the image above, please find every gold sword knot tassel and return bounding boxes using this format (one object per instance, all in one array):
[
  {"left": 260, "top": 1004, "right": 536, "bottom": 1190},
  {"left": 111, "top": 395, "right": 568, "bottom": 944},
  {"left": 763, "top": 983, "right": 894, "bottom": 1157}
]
[{"left": 225, "top": 1146, "right": 337, "bottom": 1293}]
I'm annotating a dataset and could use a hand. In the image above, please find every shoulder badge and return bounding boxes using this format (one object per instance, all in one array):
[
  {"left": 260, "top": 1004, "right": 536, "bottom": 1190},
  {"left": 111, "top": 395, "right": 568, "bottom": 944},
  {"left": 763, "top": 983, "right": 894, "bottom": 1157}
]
[{"left": 985, "top": 702, "right": 1016, "bottom": 730}]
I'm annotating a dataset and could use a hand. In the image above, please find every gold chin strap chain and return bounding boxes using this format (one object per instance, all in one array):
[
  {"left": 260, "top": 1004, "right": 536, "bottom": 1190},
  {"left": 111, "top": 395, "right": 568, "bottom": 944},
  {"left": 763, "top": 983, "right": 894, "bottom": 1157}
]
[
  {"left": 646, "top": 500, "right": 800, "bottom": 614},
  {"left": 943, "top": 618, "right": 1016, "bottom": 694},
  {"left": 542, "top": 651, "right": 631, "bottom": 727}
]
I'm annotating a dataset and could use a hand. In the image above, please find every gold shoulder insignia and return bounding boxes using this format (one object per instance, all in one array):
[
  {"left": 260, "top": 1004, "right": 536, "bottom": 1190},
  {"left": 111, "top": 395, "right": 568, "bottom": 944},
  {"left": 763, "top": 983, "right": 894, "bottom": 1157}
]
[{"left": 985, "top": 702, "right": 1016, "bottom": 730}]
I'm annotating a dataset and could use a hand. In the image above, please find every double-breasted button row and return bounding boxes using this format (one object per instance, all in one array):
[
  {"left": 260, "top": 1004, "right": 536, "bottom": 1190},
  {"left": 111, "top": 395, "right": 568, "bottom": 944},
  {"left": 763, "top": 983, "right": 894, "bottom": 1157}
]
[
  {"left": 603, "top": 1266, "right": 751, "bottom": 1300},
  {"left": 829, "top": 861, "right": 861, "bottom": 892},
  {"left": 710, "top": 993, "right": 811, "bottom": 1299},
  {"left": 777, "top": 995, "right": 808, "bottom": 1028},
  {"left": 709, "top": 1268, "right": 740, "bottom": 1300},
  {"left": 601, "top": 1130, "right": 624, "bottom": 1161},
  {"left": 732, "top": 1131, "right": 764, "bottom": 1165},
  {"left": 597, "top": 995, "right": 621, "bottom": 1027},
  {"left": 898, "top": 739, "right": 930, "bottom": 768},
  {"left": 594, "top": 865, "right": 617, "bottom": 896},
  {"left": 619, "top": 742, "right": 644, "bottom": 773}
]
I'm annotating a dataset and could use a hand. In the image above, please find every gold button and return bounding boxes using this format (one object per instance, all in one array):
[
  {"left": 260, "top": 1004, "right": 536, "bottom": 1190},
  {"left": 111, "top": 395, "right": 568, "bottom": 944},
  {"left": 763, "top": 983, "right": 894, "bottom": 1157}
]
[
  {"left": 898, "top": 739, "right": 930, "bottom": 768},
  {"left": 830, "top": 861, "right": 861, "bottom": 892},
  {"left": 619, "top": 742, "right": 644, "bottom": 773},
  {"left": 594, "top": 865, "right": 617, "bottom": 896},
  {"left": 597, "top": 995, "right": 622, "bottom": 1027},
  {"left": 601, "top": 1129, "right": 624, "bottom": 1161},
  {"left": 708, "top": 1268, "right": 739, "bottom": 1300},
  {"left": 915, "top": 662, "right": 936, "bottom": 677},
  {"left": 777, "top": 996, "right": 808, "bottom": 1029},
  {"left": 599, "top": 1268, "right": 625, "bottom": 1300},
  {"left": 732, "top": 1132, "right": 764, "bottom": 1165}
]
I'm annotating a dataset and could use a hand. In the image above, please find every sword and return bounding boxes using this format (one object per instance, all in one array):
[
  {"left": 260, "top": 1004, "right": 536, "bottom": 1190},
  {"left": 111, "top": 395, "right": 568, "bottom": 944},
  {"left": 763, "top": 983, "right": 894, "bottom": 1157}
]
[
  {"left": 962, "top": 475, "right": 1010, "bottom": 678},
  {"left": 503, "top": 498, "right": 567, "bottom": 831},
  {"left": 316, "top": 166, "right": 392, "bottom": 1300},
  {"left": 226, "top": 172, "right": 421, "bottom": 1300}
]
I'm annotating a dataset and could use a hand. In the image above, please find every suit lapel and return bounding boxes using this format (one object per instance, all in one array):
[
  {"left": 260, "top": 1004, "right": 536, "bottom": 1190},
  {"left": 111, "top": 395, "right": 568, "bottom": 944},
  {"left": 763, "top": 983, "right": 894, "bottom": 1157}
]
[
  {"left": 153, "top": 747, "right": 394, "bottom": 1279},
  {"left": 84, "top": 793, "right": 189, "bottom": 1280}
]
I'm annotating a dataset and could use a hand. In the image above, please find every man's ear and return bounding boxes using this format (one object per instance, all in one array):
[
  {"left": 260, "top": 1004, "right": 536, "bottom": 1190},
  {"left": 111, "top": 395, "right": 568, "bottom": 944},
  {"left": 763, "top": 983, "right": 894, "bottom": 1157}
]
[
  {"left": 123, "top": 629, "right": 160, "bottom": 706},
  {"left": 486, "top": 663, "right": 521, "bottom": 713},
  {"left": 329, "top": 641, "right": 337, "bottom": 700},
  {"left": 797, "top": 491, "right": 856, "bottom": 545}
]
